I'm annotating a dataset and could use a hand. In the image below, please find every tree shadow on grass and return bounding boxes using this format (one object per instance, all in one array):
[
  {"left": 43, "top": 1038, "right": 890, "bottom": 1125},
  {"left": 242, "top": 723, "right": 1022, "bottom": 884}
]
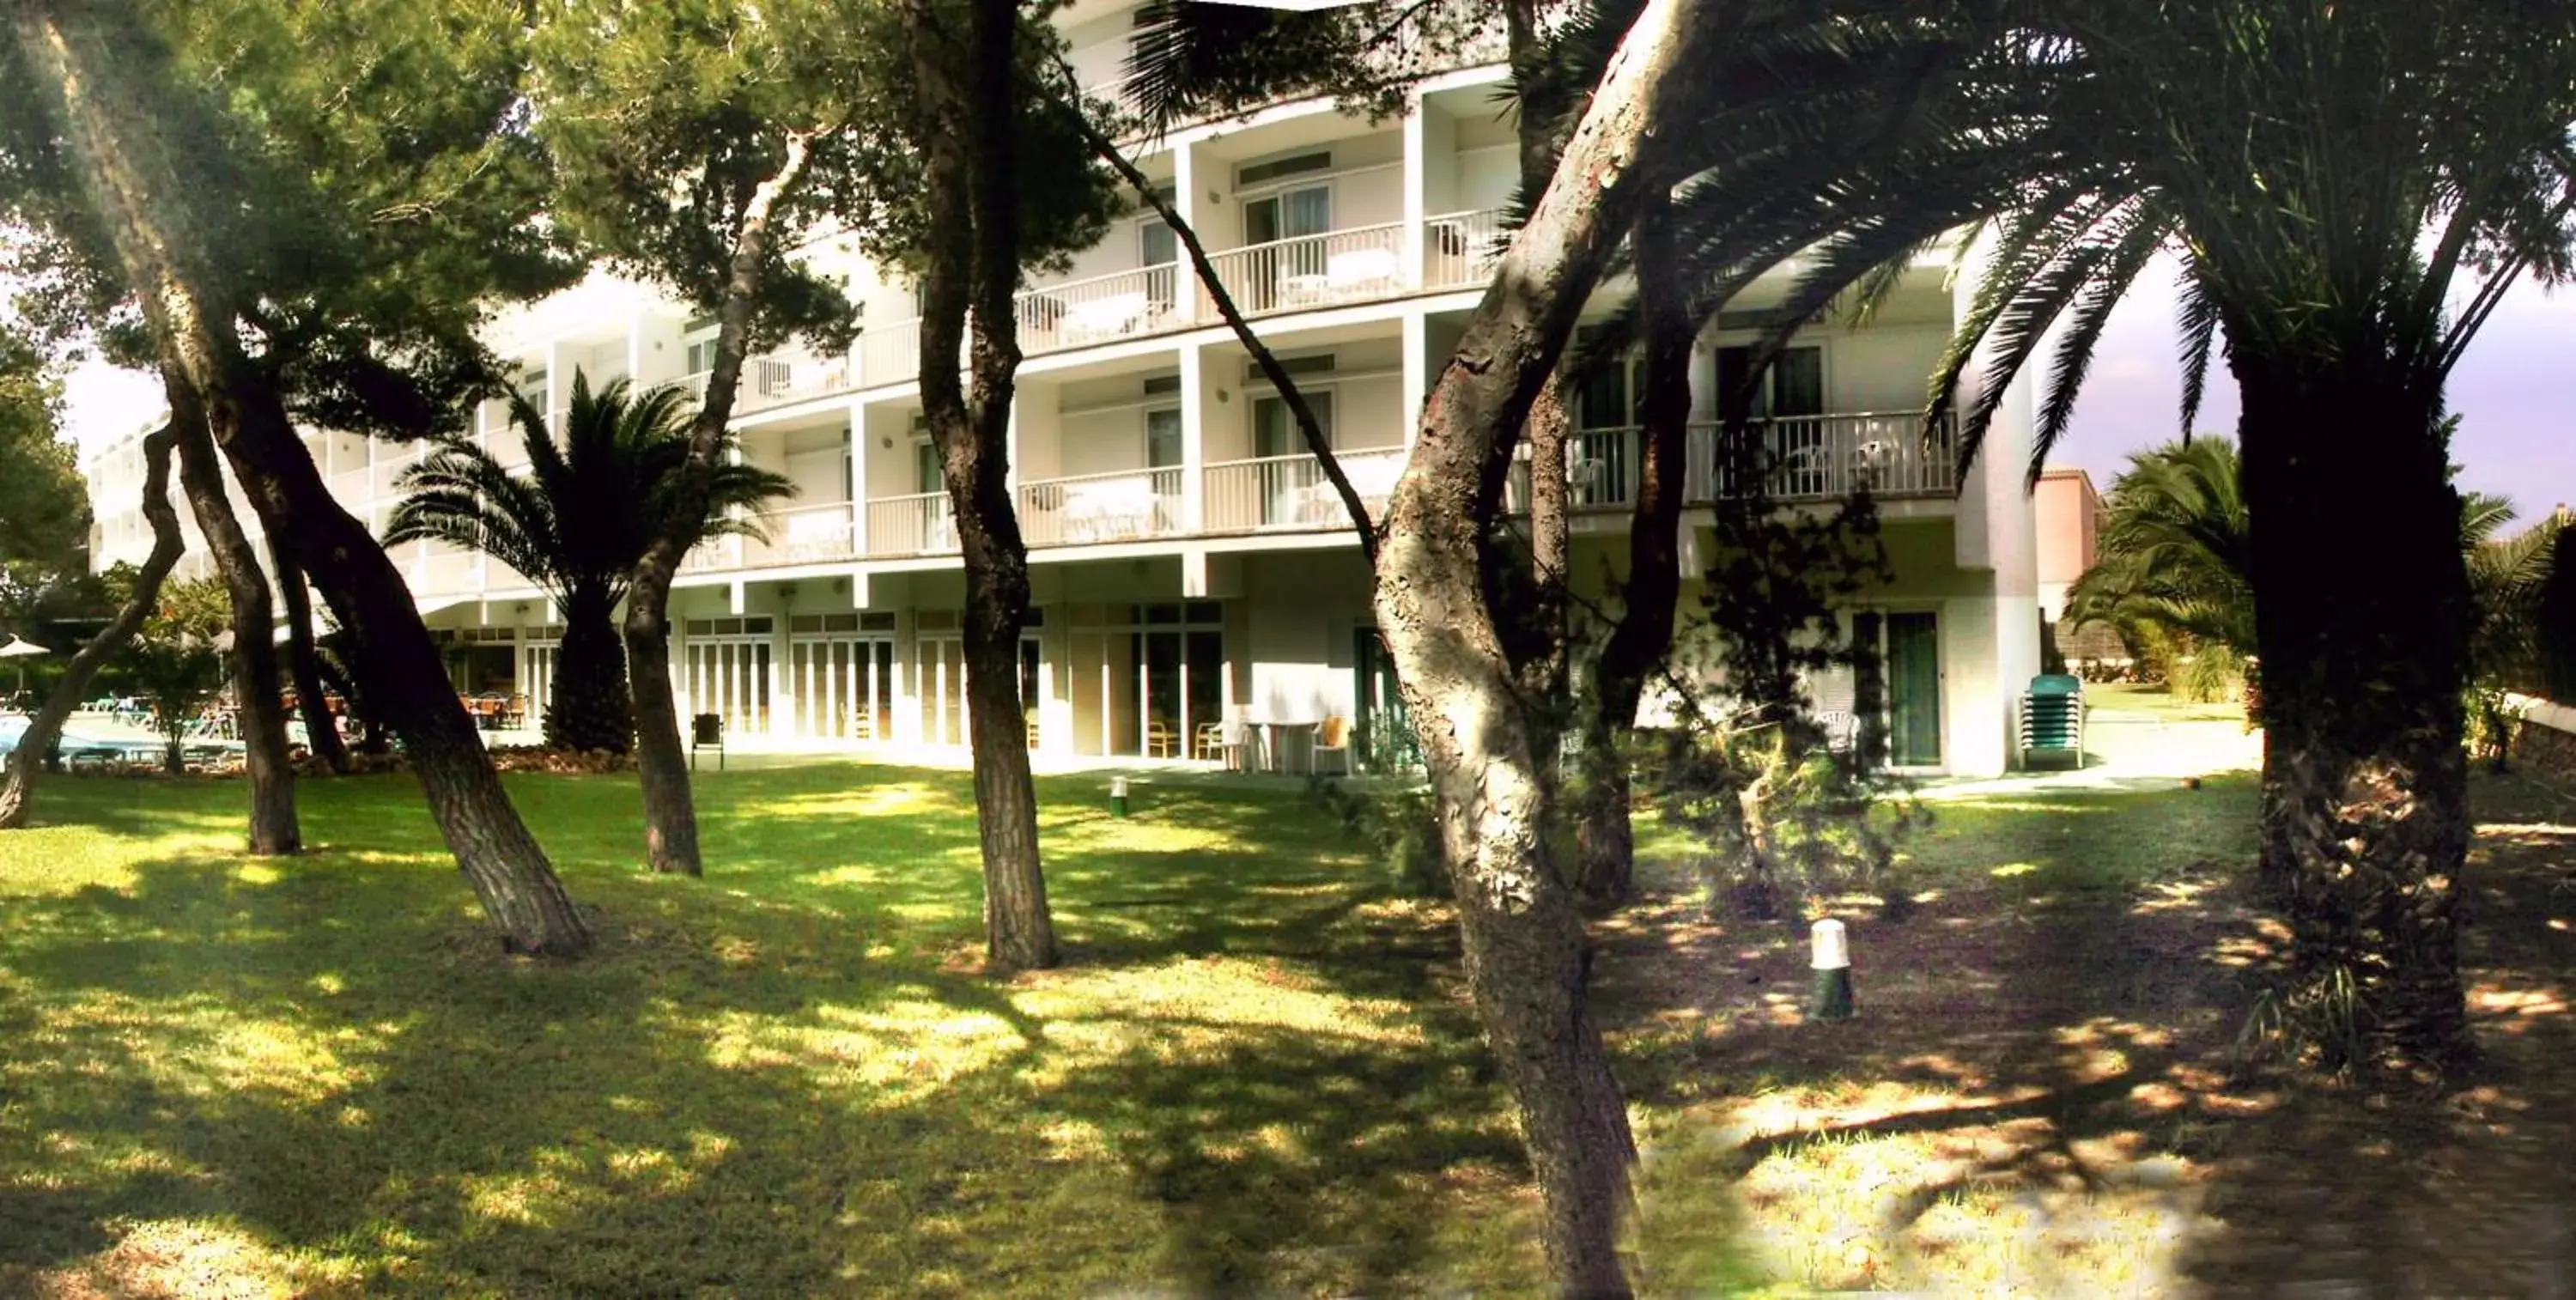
[
  {"left": 0, "top": 767, "right": 1532, "bottom": 1297},
  {"left": 1601, "top": 772, "right": 2576, "bottom": 1297}
]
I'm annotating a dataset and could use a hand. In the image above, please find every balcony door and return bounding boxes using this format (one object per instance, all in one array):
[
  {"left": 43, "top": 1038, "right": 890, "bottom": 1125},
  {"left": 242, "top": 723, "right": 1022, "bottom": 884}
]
[
  {"left": 1242, "top": 186, "right": 1330, "bottom": 308},
  {"left": 1717, "top": 345, "right": 1826, "bottom": 495},
  {"left": 1254, "top": 392, "right": 1334, "bottom": 526},
  {"left": 1140, "top": 210, "right": 1178, "bottom": 315}
]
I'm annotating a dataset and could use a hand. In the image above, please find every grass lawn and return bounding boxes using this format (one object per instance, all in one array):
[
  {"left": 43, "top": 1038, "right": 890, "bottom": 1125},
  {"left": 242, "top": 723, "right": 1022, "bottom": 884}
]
[
  {"left": 2086, "top": 681, "right": 2249, "bottom": 724},
  {"left": 0, "top": 761, "right": 2570, "bottom": 1296}
]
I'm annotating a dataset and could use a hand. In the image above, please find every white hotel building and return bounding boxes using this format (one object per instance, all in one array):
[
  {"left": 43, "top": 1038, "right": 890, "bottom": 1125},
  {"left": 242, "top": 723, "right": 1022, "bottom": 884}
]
[{"left": 81, "top": 4, "right": 2041, "bottom": 776}]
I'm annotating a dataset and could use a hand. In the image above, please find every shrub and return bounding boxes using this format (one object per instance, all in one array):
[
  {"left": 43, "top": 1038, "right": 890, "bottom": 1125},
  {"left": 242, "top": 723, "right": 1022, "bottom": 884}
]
[{"left": 1309, "top": 775, "right": 1446, "bottom": 898}]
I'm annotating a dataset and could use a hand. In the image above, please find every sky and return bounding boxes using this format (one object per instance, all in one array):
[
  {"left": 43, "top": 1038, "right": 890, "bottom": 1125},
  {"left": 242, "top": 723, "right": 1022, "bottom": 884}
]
[{"left": 58, "top": 254, "right": 2575, "bottom": 523}]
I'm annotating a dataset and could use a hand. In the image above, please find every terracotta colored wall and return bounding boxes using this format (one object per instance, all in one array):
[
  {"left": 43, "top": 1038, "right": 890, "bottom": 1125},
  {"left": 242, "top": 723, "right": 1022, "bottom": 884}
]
[{"left": 2035, "top": 469, "right": 2098, "bottom": 586}]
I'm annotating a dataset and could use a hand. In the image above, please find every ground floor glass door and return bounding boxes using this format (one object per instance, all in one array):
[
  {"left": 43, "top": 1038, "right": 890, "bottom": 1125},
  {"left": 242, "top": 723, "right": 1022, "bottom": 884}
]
[
  {"left": 1353, "top": 629, "right": 1418, "bottom": 772},
  {"left": 790, "top": 635, "right": 895, "bottom": 742},
  {"left": 684, "top": 636, "right": 773, "bottom": 738},
  {"left": 519, "top": 639, "right": 558, "bottom": 730},
  {"left": 1886, "top": 611, "right": 1941, "bottom": 767},
  {"left": 917, "top": 635, "right": 967, "bottom": 747}
]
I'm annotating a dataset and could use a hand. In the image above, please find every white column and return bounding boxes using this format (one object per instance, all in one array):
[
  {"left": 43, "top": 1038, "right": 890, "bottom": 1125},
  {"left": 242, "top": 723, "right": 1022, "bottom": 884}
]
[
  {"left": 1401, "top": 96, "right": 1426, "bottom": 289},
  {"left": 1180, "top": 343, "right": 1206, "bottom": 531}
]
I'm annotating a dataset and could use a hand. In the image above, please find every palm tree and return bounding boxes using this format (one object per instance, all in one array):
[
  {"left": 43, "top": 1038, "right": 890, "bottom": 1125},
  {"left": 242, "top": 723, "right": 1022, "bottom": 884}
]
[
  {"left": 1579, "top": 0, "right": 2576, "bottom": 1072},
  {"left": 387, "top": 374, "right": 793, "bottom": 753}
]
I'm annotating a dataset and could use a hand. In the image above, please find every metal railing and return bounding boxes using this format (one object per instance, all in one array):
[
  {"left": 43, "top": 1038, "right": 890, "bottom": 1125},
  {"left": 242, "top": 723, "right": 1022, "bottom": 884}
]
[
  {"left": 680, "top": 538, "right": 740, "bottom": 573},
  {"left": 1202, "top": 447, "right": 1407, "bottom": 533},
  {"left": 857, "top": 321, "right": 922, "bottom": 390},
  {"left": 1505, "top": 425, "right": 1647, "bottom": 512},
  {"left": 1016, "top": 265, "right": 1189, "bottom": 355},
  {"left": 734, "top": 348, "right": 854, "bottom": 415},
  {"left": 1018, "top": 467, "right": 1185, "bottom": 546},
  {"left": 1425, "top": 209, "right": 1508, "bottom": 289},
  {"left": 1201, "top": 222, "right": 1407, "bottom": 318},
  {"left": 742, "top": 501, "right": 861, "bottom": 567},
  {"left": 865, "top": 491, "right": 957, "bottom": 557},
  {"left": 1689, "top": 411, "right": 1959, "bottom": 502}
]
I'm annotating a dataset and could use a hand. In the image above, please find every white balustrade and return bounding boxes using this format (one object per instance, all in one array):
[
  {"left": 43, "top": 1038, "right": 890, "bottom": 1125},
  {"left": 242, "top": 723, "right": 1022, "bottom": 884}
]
[
  {"left": 741, "top": 501, "right": 861, "bottom": 567},
  {"left": 1201, "top": 448, "right": 1406, "bottom": 533},
  {"left": 1016, "top": 265, "right": 1188, "bottom": 355},
  {"left": 1017, "top": 468, "right": 1185, "bottom": 546},
  {"left": 1425, "top": 209, "right": 1508, "bottom": 289},
  {"left": 1201, "top": 223, "right": 1408, "bottom": 318},
  {"left": 864, "top": 491, "right": 958, "bottom": 557}
]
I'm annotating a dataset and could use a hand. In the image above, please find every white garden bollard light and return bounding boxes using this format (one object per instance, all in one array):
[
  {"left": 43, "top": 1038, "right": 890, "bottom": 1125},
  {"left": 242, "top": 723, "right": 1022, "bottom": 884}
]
[
  {"left": 1109, "top": 776, "right": 1130, "bottom": 818},
  {"left": 1809, "top": 918, "right": 1855, "bottom": 1022}
]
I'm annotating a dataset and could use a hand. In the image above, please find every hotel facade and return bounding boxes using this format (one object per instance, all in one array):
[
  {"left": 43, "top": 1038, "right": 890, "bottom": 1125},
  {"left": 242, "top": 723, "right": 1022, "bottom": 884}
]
[{"left": 81, "top": 6, "right": 2041, "bottom": 776}]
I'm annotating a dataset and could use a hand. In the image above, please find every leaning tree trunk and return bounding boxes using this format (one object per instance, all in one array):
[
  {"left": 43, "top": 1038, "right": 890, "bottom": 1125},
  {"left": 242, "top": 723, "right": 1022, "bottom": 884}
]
[
  {"left": 16, "top": 2, "right": 590, "bottom": 955},
  {"left": 623, "top": 134, "right": 817, "bottom": 877},
  {"left": 2237, "top": 354, "right": 2475, "bottom": 1072},
  {"left": 909, "top": 0, "right": 1057, "bottom": 973},
  {"left": 267, "top": 530, "right": 349, "bottom": 774},
  {"left": 1576, "top": 187, "right": 1693, "bottom": 907},
  {"left": 550, "top": 586, "right": 634, "bottom": 753},
  {"left": 1373, "top": 0, "right": 1730, "bottom": 1289},
  {"left": 171, "top": 395, "right": 299, "bottom": 854},
  {"left": 0, "top": 423, "right": 183, "bottom": 829}
]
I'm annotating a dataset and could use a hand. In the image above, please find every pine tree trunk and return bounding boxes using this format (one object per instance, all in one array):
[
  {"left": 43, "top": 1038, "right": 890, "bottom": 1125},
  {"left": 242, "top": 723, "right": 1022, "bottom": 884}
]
[
  {"left": 1375, "top": 0, "right": 1731, "bottom": 1287},
  {"left": 908, "top": 0, "right": 1058, "bottom": 973},
  {"left": 0, "top": 424, "right": 184, "bottom": 829},
  {"left": 1576, "top": 189, "right": 1692, "bottom": 907},
  {"left": 171, "top": 390, "right": 299, "bottom": 854},
  {"left": 267, "top": 531, "right": 349, "bottom": 774},
  {"left": 2237, "top": 354, "right": 2474, "bottom": 1071},
  {"left": 15, "top": 3, "right": 590, "bottom": 955},
  {"left": 620, "top": 129, "right": 817, "bottom": 878},
  {"left": 549, "top": 586, "right": 633, "bottom": 753}
]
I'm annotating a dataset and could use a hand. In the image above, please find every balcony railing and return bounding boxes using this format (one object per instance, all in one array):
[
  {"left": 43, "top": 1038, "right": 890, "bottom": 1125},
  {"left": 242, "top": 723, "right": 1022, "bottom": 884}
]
[
  {"left": 743, "top": 501, "right": 861, "bottom": 567},
  {"left": 1018, "top": 467, "right": 1185, "bottom": 546},
  {"left": 742, "top": 349, "right": 854, "bottom": 416},
  {"left": 1425, "top": 209, "right": 1508, "bottom": 290},
  {"left": 1504, "top": 413, "right": 1960, "bottom": 513},
  {"left": 681, "top": 538, "right": 740, "bottom": 573},
  {"left": 1203, "top": 447, "right": 1407, "bottom": 533},
  {"left": 1017, "top": 265, "right": 1189, "bottom": 355},
  {"left": 865, "top": 491, "right": 957, "bottom": 557},
  {"left": 1202, "top": 222, "right": 1407, "bottom": 318}
]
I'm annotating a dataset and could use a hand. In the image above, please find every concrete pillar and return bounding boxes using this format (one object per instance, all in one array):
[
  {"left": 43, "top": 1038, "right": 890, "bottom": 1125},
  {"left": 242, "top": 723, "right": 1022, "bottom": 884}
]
[
  {"left": 1180, "top": 343, "right": 1206, "bottom": 531},
  {"left": 1400, "top": 96, "right": 1426, "bottom": 288}
]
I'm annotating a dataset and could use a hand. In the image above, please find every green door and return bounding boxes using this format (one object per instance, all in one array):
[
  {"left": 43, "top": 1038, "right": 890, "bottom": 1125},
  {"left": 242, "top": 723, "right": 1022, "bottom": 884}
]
[{"left": 1886, "top": 611, "right": 1941, "bottom": 766}]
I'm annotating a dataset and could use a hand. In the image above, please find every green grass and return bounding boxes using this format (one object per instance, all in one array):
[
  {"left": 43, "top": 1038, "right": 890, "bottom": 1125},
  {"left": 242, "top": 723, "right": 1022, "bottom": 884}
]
[
  {"left": 0, "top": 761, "right": 2347, "bottom": 1297},
  {"left": 0, "top": 766, "right": 1535, "bottom": 1297},
  {"left": 2086, "top": 680, "right": 2248, "bottom": 724}
]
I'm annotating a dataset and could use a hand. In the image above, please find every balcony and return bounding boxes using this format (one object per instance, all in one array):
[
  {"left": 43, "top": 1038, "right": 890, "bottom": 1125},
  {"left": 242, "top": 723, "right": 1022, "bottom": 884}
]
[
  {"left": 1018, "top": 468, "right": 1186, "bottom": 546},
  {"left": 864, "top": 491, "right": 957, "bottom": 558},
  {"left": 743, "top": 501, "right": 861, "bottom": 567},
  {"left": 1508, "top": 412, "right": 1960, "bottom": 513},
  {"left": 1017, "top": 266, "right": 1188, "bottom": 355},
  {"left": 1203, "top": 447, "right": 1406, "bottom": 533},
  {"left": 1425, "top": 210, "right": 1508, "bottom": 290}
]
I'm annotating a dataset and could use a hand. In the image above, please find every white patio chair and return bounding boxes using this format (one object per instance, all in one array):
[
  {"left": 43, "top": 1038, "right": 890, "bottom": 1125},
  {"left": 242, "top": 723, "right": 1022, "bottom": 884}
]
[{"left": 1325, "top": 247, "right": 1401, "bottom": 300}]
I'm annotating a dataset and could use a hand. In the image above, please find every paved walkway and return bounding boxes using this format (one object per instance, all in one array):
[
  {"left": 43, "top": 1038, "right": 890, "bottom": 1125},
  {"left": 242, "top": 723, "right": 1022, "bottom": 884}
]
[{"left": 1919, "top": 706, "right": 2263, "bottom": 802}]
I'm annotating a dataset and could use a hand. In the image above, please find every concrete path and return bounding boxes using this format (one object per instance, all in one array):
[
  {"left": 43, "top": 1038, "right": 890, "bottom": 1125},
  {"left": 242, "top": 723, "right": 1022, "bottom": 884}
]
[{"left": 1920, "top": 704, "right": 2263, "bottom": 802}]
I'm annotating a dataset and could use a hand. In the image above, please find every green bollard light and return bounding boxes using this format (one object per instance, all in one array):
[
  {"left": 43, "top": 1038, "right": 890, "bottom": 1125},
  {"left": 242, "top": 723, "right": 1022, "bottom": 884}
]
[
  {"left": 1809, "top": 918, "right": 1855, "bottom": 1022},
  {"left": 1109, "top": 775, "right": 1129, "bottom": 818}
]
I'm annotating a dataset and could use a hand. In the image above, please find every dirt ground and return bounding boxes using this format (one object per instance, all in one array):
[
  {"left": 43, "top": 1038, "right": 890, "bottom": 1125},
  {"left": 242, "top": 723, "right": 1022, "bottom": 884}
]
[{"left": 1593, "top": 770, "right": 2576, "bottom": 1297}]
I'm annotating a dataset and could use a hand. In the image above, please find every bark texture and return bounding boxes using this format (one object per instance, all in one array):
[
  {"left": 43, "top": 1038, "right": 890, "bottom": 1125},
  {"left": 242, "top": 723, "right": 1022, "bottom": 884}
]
[
  {"left": 2237, "top": 354, "right": 2474, "bottom": 1070},
  {"left": 551, "top": 584, "right": 633, "bottom": 754},
  {"left": 266, "top": 530, "right": 349, "bottom": 773},
  {"left": 0, "top": 424, "right": 183, "bottom": 829},
  {"left": 1371, "top": 0, "right": 1733, "bottom": 1290},
  {"left": 623, "top": 132, "right": 817, "bottom": 877},
  {"left": 16, "top": 2, "right": 590, "bottom": 955},
  {"left": 1576, "top": 189, "right": 1693, "bottom": 906},
  {"left": 171, "top": 392, "right": 300, "bottom": 854},
  {"left": 911, "top": 0, "right": 1058, "bottom": 973}
]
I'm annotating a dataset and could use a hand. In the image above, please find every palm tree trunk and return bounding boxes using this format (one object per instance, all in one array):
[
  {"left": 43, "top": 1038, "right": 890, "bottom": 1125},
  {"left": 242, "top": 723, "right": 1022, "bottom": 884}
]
[
  {"left": 1577, "top": 188, "right": 1693, "bottom": 907},
  {"left": 170, "top": 388, "right": 299, "bottom": 855},
  {"left": 0, "top": 423, "right": 184, "bottom": 829},
  {"left": 15, "top": 1, "right": 590, "bottom": 955},
  {"left": 2237, "top": 354, "right": 2473, "bottom": 1070},
  {"left": 550, "top": 585, "right": 633, "bottom": 753},
  {"left": 1374, "top": 0, "right": 1734, "bottom": 1288},
  {"left": 909, "top": 0, "right": 1058, "bottom": 974},
  {"left": 267, "top": 531, "right": 349, "bottom": 774}
]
